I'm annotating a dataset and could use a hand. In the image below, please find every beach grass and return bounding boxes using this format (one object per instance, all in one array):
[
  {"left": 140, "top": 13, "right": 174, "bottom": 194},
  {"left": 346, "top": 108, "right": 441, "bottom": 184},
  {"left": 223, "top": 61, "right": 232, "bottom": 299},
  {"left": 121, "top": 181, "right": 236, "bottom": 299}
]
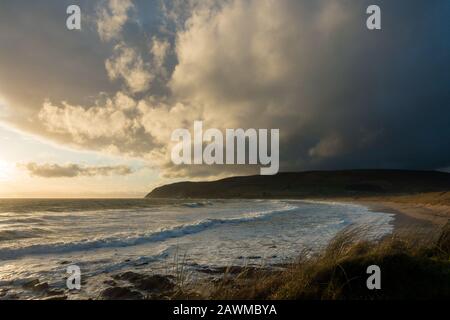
[{"left": 178, "top": 221, "right": 450, "bottom": 300}]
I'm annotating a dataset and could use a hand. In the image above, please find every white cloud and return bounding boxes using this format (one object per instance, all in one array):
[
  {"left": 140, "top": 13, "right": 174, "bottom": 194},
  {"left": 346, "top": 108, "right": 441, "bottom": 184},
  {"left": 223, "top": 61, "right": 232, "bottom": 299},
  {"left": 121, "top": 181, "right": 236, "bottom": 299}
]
[
  {"left": 150, "top": 37, "right": 171, "bottom": 78},
  {"left": 22, "top": 162, "right": 134, "bottom": 178},
  {"left": 97, "top": 0, "right": 134, "bottom": 42},
  {"left": 106, "top": 43, "right": 153, "bottom": 94},
  {"left": 38, "top": 92, "right": 137, "bottom": 142},
  {"left": 38, "top": 0, "right": 363, "bottom": 177}
]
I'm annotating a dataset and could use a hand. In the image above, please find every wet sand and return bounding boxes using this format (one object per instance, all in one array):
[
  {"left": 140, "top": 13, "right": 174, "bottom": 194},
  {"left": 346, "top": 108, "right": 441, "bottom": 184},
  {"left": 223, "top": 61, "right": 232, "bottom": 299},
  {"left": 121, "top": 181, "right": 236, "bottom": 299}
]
[
  {"left": 330, "top": 193, "right": 450, "bottom": 235},
  {"left": 358, "top": 201, "right": 439, "bottom": 237}
]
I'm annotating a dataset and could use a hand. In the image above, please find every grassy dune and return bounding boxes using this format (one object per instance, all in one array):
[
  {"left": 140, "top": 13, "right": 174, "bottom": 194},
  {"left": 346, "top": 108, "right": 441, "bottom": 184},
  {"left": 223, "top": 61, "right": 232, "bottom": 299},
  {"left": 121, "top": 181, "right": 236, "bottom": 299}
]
[{"left": 179, "top": 222, "right": 450, "bottom": 300}]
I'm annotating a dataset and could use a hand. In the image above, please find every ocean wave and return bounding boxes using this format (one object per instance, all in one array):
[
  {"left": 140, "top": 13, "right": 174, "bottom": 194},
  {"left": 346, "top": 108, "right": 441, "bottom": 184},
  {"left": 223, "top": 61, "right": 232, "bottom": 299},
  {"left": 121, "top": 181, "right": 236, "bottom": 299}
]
[
  {"left": 0, "top": 217, "right": 46, "bottom": 224},
  {"left": 180, "top": 201, "right": 214, "bottom": 208},
  {"left": 0, "top": 228, "right": 48, "bottom": 242},
  {"left": 0, "top": 204, "right": 298, "bottom": 260}
]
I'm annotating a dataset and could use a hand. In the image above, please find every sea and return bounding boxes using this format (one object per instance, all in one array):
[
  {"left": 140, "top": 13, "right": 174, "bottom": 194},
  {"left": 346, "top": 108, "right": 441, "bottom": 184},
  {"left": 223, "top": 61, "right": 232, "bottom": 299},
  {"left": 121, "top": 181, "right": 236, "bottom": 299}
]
[{"left": 0, "top": 198, "right": 395, "bottom": 299}]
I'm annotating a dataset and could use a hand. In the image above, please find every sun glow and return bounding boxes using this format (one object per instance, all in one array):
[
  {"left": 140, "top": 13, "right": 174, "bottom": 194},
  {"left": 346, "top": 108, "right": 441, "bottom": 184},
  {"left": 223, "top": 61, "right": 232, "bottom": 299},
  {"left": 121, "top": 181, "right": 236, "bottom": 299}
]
[{"left": 0, "top": 160, "right": 15, "bottom": 181}]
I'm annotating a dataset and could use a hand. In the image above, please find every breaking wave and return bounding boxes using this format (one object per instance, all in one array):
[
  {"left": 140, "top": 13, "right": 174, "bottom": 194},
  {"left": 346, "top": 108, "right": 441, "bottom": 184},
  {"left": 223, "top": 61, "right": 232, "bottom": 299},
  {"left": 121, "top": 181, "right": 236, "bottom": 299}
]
[{"left": 0, "top": 203, "right": 298, "bottom": 260}]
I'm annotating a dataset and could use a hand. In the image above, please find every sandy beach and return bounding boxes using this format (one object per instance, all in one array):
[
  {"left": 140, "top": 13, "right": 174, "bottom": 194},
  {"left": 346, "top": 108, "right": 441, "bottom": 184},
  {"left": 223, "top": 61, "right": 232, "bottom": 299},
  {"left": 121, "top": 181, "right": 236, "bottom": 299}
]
[
  {"left": 332, "top": 193, "right": 450, "bottom": 237},
  {"left": 369, "top": 201, "right": 449, "bottom": 225}
]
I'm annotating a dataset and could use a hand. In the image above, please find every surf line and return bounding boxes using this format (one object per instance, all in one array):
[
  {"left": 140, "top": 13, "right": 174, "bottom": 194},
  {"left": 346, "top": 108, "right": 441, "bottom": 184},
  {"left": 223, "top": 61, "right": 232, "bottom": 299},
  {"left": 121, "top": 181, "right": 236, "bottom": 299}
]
[{"left": 171, "top": 121, "right": 279, "bottom": 175}]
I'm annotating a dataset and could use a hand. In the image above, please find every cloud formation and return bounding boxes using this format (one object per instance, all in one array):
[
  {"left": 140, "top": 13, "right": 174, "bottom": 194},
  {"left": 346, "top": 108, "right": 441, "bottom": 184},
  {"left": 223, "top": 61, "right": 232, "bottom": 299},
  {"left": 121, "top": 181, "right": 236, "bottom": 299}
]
[
  {"left": 22, "top": 163, "right": 134, "bottom": 178},
  {"left": 106, "top": 43, "right": 153, "bottom": 93},
  {"left": 97, "top": 0, "right": 134, "bottom": 42},
  {"left": 1, "top": 0, "right": 450, "bottom": 181}
]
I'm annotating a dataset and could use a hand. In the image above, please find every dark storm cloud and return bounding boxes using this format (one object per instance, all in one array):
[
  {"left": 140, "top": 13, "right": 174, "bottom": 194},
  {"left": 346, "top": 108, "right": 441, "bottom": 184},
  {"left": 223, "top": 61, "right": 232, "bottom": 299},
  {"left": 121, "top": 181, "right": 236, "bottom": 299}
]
[
  {"left": 280, "top": 0, "right": 450, "bottom": 171},
  {"left": 0, "top": 1, "right": 112, "bottom": 107},
  {"left": 0, "top": 0, "right": 449, "bottom": 179}
]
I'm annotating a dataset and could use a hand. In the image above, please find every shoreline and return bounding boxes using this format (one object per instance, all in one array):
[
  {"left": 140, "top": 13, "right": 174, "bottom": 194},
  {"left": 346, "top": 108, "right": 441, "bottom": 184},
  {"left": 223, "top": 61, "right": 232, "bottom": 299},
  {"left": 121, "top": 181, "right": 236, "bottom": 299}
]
[
  {"left": 360, "top": 201, "right": 437, "bottom": 235},
  {"left": 302, "top": 195, "right": 449, "bottom": 236},
  {"left": 334, "top": 197, "right": 450, "bottom": 236}
]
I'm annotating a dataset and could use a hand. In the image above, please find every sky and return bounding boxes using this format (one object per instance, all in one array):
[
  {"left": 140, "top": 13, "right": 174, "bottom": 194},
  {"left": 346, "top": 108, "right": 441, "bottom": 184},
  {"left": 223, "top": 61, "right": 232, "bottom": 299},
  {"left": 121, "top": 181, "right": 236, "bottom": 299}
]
[{"left": 0, "top": 0, "right": 449, "bottom": 197}]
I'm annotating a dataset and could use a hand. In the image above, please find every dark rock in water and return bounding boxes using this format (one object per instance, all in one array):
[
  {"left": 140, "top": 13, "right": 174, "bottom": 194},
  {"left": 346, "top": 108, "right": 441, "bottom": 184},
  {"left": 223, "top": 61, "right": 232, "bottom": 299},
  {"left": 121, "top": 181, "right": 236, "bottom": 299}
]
[
  {"left": 4, "top": 293, "right": 20, "bottom": 299},
  {"left": 135, "top": 275, "right": 175, "bottom": 292},
  {"left": 33, "top": 282, "right": 50, "bottom": 292},
  {"left": 22, "top": 279, "right": 40, "bottom": 289},
  {"left": 22, "top": 279, "right": 51, "bottom": 292},
  {"left": 0, "top": 288, "right": 9, "bottom": 297},
  {"left": 46, "top": 289, "right": 65, "bottom": 296},
  {"left": 114, "top": 271, "right": 143, "bottom": 282},
  {"left": 23, "top": 279, "right": 64, "bottom": 296},
  {"left": 113, "top": 272, "right": 175, "bottom": 292},
  {"left": 100, "top": 287, "right": 144, "bottom": 300},
  {"left": 103, "top": 279, "right": 117, "bottom": 287}
]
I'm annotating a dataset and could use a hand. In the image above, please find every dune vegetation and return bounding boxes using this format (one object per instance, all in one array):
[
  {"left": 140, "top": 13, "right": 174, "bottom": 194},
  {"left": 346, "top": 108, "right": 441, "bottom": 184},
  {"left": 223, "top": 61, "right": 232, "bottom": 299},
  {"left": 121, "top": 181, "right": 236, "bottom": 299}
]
[{"left": 175, "top": 222, "right": 450, "bottom": 300}]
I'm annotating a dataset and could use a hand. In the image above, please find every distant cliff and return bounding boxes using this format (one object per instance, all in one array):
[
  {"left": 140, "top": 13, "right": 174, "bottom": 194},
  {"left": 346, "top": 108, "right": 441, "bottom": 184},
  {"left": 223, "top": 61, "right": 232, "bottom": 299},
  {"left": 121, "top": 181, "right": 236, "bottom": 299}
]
[{"left": 146, "top": 170, "right": 450, "bottom": 199}]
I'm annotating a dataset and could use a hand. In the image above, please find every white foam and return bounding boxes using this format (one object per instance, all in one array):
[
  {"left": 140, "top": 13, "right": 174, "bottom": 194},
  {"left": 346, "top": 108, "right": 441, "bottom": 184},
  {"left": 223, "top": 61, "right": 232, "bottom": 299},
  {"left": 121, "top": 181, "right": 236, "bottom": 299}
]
[{"left": 0, "top": 203, "right": 298, "bottom": 260}]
